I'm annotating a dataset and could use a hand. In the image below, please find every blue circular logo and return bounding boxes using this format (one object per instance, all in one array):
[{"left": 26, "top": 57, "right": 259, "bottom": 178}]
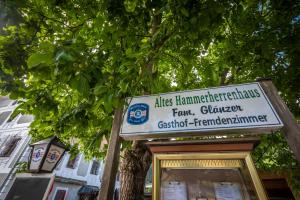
[{"left": 127, "top": 103, "right": 149, "bottom": 125}]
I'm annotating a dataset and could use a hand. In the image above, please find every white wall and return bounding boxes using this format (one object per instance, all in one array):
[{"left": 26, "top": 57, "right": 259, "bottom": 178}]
[
  {"left": 0, "top": 97, "right": 32, "bottom": 199},
  {"left": 54, "top": 153, "right": 103, "bottom": 187},
  {"left": 0, "top": 97, "right": 32, "bottom": 174}
]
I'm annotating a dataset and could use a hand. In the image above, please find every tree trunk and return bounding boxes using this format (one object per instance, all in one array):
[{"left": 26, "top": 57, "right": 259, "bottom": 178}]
[{"left": 119, "top": 141, "right": 152, "bottom": 200}]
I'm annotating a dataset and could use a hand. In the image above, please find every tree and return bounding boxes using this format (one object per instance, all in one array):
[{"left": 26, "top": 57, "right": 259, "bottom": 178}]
[{"left": 1, "top": 0, "right": 300, "bottom": 198}]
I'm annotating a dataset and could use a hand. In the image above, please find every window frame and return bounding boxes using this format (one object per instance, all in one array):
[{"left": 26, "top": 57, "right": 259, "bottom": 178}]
[
  {"left": 0, "top": 97, "right": 12, "bottom": 108},
  {"left": 0, "top": 111, "right": 12, "bottom": 126},
  {"left": 0, "top": 136, "right": 22, "bottom": 157},
  {"left": 66, "top": 154, "right": 79, "bottom": 169},
  {"left": 90, "top": 160, "right": 100, "bottom": 175},
  {"left": 16, "top": 114, "right": 34, "bottom": 124},
  {"left": 52, "top": 187, "right": 68, "bottom": 200}
]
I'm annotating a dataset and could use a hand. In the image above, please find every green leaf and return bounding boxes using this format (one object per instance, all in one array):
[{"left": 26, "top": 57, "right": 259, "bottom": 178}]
[
  {"left": 124, "top": 0, "right": 137, "bottom": 12},
  {"left": 125, "top": 48, "right": 133, "bottom": 57},
  {"left": 27, "top": 52, "right": 53, "bottom": 68},
  {"left": 94, "top": 84, "right": 107, "bottom": 95},
  {"left": 103, "top": 94, "right": 113, "bottom": 113},
  {"left": 55, "top": 50, "right": 75, "bottom": 63},
  {"left": 118, "top": 81, "right": 128, "bottom": 93},
  {"left": 70, "top": 74, "right": 90, "bottom": 95},
  {"left": 180, "top": 8, "right": 189, "bottom": 17}
]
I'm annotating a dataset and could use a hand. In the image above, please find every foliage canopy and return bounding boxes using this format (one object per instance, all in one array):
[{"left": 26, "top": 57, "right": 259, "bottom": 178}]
[{"left": 0, "top": 0, "right": 300, "bottom": 195}]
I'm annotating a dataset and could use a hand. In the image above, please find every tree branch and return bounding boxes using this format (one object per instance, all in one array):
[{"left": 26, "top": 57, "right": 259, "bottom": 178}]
[
  {"left": 163, "top": 51, "right": 185, "bottom": 67},
  {"left": 36, "top": 10, "right": 93, "bottom": 30},
  {"left": 219, "top": 68, "right": 229, "bottom": 86}
]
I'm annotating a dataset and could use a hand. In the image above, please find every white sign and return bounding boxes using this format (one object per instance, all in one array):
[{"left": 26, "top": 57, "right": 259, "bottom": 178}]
[
  {"left": 214, "top": 182, "right": 243, "bottom": 200},
  {"left": 120, "top": 83, "right": 283, "bottom": 139},
  {"left": 161, "top": 181, "right": 187, "bottom": 200},
  {"left": 41, "top": 145, "right": 64, "bottom": 172},
  {"left": 29, "top": 144, "right": 47, "bottom": 171}
]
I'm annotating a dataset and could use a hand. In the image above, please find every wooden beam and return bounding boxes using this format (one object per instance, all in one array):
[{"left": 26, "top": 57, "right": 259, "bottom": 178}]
[
  {"left": 147, "top": 138, "right": 260, "bottom": 153},
  {"left": 146, "top": 137, "right": 261, "bottom": 146},
  {"left": 148, "top": 143, "right": 256, "bottom": 153},
  {"left": 98, "top": 109, "right": 123, "bottom": 200},
  {"left": 259, "top": 80, "right": 300, "bottom": 161}
]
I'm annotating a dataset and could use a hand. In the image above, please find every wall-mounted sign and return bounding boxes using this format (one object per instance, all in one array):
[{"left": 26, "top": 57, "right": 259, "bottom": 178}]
[
  {"left": 41, "top": 145, "right": 64, "bottom": 172},
  {"left": 32, "top": 147, "right": 45, "bottom": 162},
  {"left": 120, "top": 83, "right": 283, "bottom": 139},
  {"left": 30, "top": 144, "right": 47, "bottom": 171},
  {"left": 29, "top": 136, "right": 68, "bottom": 173}
]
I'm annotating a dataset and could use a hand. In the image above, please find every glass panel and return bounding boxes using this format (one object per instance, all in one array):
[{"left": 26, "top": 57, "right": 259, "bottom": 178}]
[
  {"left": 0, "top": 97, "right": 12, "bottom": 107},
  {"left": 145, "top": 164, "right": 153, "bottom": 193},
  {"left": 90, "top": 160, "right": 100, "bottom": 175},
  {"left": 54, "top": 190, "right": 66, "bottom": 200},
  {"left": 29, "top": 144, "right": 47, "bottom": 171},
  {"left": 41, "top": 145, "right": 65, "bottom": 172},
  {"left": 0, "top": 111, "right": 12, "bottom": 125},
  {"left": 160, "top": 161, "right": 258, "bottom": 200},
  {"left": 11, "top": 100, "right": 19, "bottom": 106},
  {"left": 77, "top": 155, "right": 89, "bottom": 177},
  {"left": 0, "top": 137, "right": 21, "bottom": 157},
  {"left": 17, "top": 114, "right": 34, "bottom": 124},
  {"left": 66, "top": 154, "right": 79, "bottom": 169}
]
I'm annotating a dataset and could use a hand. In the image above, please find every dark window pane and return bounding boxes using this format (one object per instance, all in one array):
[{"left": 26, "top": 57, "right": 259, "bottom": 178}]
[
  {"left": 0, "top": 111, "right": 11, "bottom": 125},
  {"left": 66, "top": 154, "right": 79, "bottom": 169},
  {"left": 0, "top": 137, "right": 21, "bottom": 157},
  {"left": 90, "top": 160, "right": 100, "bottom": 175},
  {"left": 11, "top": 100, "right": 19, "bottom": 106},
  {"left": 54, "top": 190, "right": 66, "bottom": 200}
]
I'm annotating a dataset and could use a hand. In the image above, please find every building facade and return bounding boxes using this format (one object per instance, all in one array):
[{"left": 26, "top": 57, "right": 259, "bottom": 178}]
[
  {"left": 0, "top": 97, "right": 110, "bottom": 200},
  {"left": 49, "top": 153, "right": 105, "bottom": 200},
  {"left": 0, "top": 96, "right": 32, "bottom": 199}
]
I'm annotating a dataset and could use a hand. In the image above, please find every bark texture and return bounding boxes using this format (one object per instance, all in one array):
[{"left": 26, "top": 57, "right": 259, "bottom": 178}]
[{"left": 119, "top": 141, "right": 152, "bottom": 200}]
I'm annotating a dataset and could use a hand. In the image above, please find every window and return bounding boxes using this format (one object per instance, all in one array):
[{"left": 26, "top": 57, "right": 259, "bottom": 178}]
[
  {"left": 0, "top": 111, "right": 12, "bottom": 125},
  {"left": 6, "top": 114, "right": 15, "bottom": 123},
  {"left": 53, "top": 188, "right": 67, "bottom": 200},
  {"left": 76, "top": 156, "right": 89, "bottom": 177},
  {"left": 11, "top": 100, "right": 19, "bottom": 106},
  {"left": 0, "top": 136, "right": 21, "bottom": 157},
  {"left": 17, "top": 114, "right": 34, "bottom": 124},
  {"left": 66, "top": 154, "right": 79, "bottom": 169},
  {"left": 0, "top": 97, "right": 12, "bottom": 107},
  {"left": 90, "top": 160, "right": 100, "bottom": 175}
]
